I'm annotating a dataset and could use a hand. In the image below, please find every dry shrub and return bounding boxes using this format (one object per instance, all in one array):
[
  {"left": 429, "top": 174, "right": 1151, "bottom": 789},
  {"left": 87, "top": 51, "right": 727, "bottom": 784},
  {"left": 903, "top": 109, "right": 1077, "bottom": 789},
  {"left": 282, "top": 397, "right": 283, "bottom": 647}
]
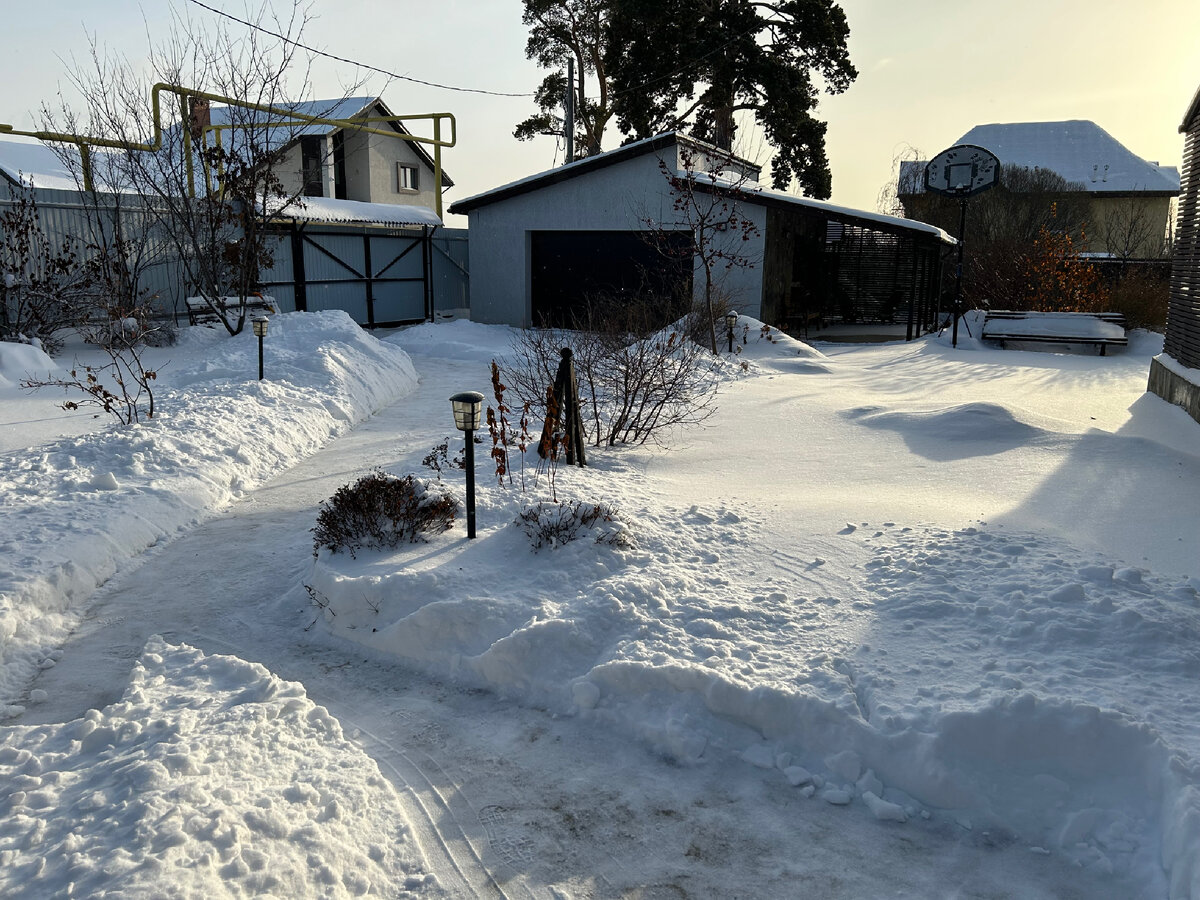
[
  {"left": 313, "top": 471, "right": 457, "bottom": 557},
  {"left": 516, "top": 500, "right": 633, "bottom": 552},
  {"left": 1108, "top": 267, "right": 1169, "bottom": 332}
]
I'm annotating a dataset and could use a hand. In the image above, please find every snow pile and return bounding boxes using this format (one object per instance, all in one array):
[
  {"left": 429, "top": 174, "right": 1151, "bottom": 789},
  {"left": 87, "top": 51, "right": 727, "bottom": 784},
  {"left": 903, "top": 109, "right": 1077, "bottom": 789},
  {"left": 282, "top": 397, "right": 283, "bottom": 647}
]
[
  {"left": 0, "top": 637, "right": 436, "bottom": 898},
  {"left": 305, "top": 318, "right": 1200, "bottom": 896},
  {"left": 0, "top": 310, "right": 418, "bottom": 707},
  {"left": 0, "top": 340, "right": 62, "bottom": 387}
]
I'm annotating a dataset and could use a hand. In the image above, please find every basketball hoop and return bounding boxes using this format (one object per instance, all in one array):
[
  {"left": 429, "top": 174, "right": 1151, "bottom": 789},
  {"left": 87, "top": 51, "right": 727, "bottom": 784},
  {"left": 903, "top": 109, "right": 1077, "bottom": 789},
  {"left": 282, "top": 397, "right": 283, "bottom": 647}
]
[
  {"left": 925, "top": 144, "right": 1000, "bottom": 197},
  {"left": 924, "top": 145, "right": 1001, "bottom": 347}
]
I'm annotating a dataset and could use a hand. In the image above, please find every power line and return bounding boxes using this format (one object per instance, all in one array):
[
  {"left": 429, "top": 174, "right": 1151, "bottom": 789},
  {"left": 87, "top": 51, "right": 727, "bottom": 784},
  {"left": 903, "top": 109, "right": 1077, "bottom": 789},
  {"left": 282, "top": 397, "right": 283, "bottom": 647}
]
[{"left": 185, "top": 0, "right": 535, "bottom": 98}]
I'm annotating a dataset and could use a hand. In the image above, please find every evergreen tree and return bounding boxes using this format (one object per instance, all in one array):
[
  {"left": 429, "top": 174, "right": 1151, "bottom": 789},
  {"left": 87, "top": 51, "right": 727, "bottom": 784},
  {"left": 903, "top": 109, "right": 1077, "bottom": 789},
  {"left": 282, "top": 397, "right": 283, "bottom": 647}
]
[
  {"left": 606, "top": 0, "right": 856, "bottom": 198},
  {"left": 514, "top": 0, "right": 613, "bottom": 157}
]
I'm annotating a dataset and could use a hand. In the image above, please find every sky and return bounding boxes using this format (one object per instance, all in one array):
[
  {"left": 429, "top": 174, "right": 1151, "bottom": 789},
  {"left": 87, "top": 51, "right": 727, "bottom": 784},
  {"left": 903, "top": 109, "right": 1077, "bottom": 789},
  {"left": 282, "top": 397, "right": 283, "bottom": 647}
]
[{"left": 1, "top": 0, "right": 1199, "bottom": 224}]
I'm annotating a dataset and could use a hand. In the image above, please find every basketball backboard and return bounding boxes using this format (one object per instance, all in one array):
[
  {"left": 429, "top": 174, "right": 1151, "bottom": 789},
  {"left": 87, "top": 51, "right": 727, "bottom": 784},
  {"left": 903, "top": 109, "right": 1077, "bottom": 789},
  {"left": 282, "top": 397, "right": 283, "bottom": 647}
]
[{"left": 924, "top": 144, "right": 1001, "bottom": 197}]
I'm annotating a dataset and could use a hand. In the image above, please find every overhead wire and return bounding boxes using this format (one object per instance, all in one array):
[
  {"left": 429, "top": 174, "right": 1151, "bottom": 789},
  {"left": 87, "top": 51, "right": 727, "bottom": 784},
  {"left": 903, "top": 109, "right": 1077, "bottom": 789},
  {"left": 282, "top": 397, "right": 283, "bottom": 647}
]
[{"left": 184, "top": 0, "right": 535, "bottom": 97}]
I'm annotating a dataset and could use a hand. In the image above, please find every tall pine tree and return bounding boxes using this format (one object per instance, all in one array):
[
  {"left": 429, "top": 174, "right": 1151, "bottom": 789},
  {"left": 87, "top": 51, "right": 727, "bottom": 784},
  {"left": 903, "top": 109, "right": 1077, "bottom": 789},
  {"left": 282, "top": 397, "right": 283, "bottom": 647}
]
[
  {"left": 606, "top": 0, "right": 856, "bottom": 198},
  {"left": 515, "top": 0, "right": 856, "bottom": 198}
]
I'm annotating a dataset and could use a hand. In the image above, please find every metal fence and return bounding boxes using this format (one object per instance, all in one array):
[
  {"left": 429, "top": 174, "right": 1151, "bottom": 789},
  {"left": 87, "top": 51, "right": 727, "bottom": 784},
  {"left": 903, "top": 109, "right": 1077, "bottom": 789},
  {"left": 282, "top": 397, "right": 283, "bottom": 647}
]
[
  {"left": 0, "top": 183, "right": 190, "bottom": 321},
  {"left": 2, "top": 181, "right": 470, "bottom": 330}
]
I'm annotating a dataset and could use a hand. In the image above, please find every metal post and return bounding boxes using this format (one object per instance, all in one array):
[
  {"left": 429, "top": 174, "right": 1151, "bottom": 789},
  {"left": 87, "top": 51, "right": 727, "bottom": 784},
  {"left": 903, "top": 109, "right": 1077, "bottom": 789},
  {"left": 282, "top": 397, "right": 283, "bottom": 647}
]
[
  {"left": 727, "top": 322, "right": 734, "bottom": 353},
  {"left": 952, "top": 197, "right": 967, "bottom": 348},
  {"left": 257, "top": 332, "right": 264, "bottom": 381},
  {"left": 565, "top": 57, "right": 575, "bottom": 164},
  {"left": 464, "top": 429, "right": 476, "bottom": 539}
]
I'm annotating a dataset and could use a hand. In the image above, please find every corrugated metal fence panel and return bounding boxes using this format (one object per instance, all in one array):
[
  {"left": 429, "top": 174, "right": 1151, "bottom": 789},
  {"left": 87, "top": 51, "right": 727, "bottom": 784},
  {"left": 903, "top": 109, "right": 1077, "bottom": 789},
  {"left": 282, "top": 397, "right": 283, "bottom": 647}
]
[
  {"left": 431, "top": 228, "right": 469, "bottom": 316},
  {"left": 262, "top": 225, "right": 436, "bottom": 327},
  {"left": 259, "top": 234, "right": 297, "bottom": 313},
  {"left": 1166, "top": 128, "right": 1200, "bottom": 368},
  {"left": 1, "top": 185, "right": 188, "bottom": 319},
  {"left": 368, "top": 232, "right": 425, "bottom": 323}
]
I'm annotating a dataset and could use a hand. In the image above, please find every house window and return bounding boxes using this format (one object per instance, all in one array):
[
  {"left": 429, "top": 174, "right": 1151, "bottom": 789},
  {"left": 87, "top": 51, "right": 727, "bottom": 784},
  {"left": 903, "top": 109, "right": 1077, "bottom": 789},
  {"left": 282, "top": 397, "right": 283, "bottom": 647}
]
[
  {"left": 300, "top": 135, "right": 324, "bottom": 197},
  {"left": 397, "top": 163, "right": 419, "bottom": 192}
]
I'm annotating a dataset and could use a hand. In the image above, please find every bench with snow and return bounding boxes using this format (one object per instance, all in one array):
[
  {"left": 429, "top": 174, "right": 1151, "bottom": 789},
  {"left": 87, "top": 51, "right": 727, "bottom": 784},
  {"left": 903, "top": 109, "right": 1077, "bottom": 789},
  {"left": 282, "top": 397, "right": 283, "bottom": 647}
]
[
  {"left": 981, "top": 310, "right": 1128, "bottom": 356},
  {"left": 185, "top": 295, "right": 277, "bottom": 327}
]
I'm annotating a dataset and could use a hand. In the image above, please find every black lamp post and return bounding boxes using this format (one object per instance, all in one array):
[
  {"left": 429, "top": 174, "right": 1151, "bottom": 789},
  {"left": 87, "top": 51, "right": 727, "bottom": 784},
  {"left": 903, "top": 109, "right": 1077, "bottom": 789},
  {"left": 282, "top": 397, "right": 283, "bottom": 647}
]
[
  {"left": 725, "top": 311, "right": 738, "bottom": 353},
  {"left": 252, "top": 315, "right": 269, "bottom": 380},
  {"left": 449, "top": 391, "right": 484, "bottom": 538}
]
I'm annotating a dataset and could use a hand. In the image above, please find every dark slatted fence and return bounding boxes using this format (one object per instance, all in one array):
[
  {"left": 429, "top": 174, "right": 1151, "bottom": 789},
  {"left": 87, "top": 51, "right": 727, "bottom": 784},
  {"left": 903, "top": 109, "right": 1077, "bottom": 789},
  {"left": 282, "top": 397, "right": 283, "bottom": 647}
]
[{"left": 1165, "top": 125, "right": 1200, "bottom": 368}]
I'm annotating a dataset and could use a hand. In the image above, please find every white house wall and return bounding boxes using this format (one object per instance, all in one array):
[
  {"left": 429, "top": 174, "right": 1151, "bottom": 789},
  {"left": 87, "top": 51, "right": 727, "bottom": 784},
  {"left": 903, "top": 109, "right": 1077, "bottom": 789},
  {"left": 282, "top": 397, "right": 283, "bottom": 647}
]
[
  {"left": 362, "top": 129, "right": 441, "bottom": 210},
  {"left": 466, "top": 150, "right": 766, "bottom": 326}
]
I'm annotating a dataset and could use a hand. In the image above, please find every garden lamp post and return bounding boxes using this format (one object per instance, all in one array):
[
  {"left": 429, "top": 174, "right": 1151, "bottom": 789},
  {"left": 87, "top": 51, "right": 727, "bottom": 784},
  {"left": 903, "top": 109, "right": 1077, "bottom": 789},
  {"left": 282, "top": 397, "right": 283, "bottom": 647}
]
[
  {"left": 449, "top": 391, "right": 484, "bottom": 538},
  {"left": 725, "top": 311, "right": 738, "bottom": 353},
  {"left": 252, "top": 315, "right": 269, "bottom": 380}
]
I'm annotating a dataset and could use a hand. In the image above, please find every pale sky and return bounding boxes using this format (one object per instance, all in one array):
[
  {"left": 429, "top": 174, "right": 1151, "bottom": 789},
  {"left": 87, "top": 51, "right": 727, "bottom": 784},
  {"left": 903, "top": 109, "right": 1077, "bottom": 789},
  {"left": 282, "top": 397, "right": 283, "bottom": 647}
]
[{"left": 2, "top": 0, "right": 1198, "bottom": 226}]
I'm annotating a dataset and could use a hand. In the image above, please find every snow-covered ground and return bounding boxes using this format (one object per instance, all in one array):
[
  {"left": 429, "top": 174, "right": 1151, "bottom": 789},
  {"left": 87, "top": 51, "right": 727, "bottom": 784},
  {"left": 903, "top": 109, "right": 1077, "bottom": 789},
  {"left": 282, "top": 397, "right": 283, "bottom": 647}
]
[{"left": 1, "top": 310, "right": 1198, "bottom": 898}]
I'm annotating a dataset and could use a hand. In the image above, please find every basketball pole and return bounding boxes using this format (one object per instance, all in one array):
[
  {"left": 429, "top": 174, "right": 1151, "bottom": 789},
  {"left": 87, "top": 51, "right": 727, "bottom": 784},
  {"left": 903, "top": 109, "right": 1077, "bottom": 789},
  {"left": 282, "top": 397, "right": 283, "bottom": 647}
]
[{"left": 952, "top": 196, "right": 967, "bottom": 348}]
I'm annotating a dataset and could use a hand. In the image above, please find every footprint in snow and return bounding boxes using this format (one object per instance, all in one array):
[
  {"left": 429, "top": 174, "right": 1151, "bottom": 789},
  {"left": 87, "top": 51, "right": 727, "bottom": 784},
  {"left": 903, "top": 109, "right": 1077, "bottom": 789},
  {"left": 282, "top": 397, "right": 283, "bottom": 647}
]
[{"left": 839, "top": 524, "right": 857, "bottom": 535}]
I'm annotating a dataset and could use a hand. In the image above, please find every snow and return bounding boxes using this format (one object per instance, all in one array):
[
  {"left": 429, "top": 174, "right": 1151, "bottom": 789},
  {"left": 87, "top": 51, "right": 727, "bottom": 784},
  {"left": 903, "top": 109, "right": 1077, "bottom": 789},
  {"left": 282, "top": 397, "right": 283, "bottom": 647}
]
[
  {"left": 274, "top": 195, "right": 442, "bottom": 227},
  {"left": 956, "top": 122, "right": 1181, "bottom": 193},
  {"left": 901, "top": 121, "right": 1181, "bottom": 195},
  {"left": 0, "top": 637, "right": 435, "bottom": 897},
  {"left": 0, "top": 136, "right": 130, "bottom": 193},
  {"left": 980, "top": 311, "right": 1127, "bottom": 340},
  {"left": 2, "top": 312, "right": 1199, "bottom": 897}
]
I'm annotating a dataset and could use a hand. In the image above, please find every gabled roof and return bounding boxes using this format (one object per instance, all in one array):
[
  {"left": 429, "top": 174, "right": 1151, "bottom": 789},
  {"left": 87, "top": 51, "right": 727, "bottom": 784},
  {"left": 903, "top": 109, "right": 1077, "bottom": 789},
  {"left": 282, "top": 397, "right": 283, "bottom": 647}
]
[
  {"left": 951, "top": 121, "right": 1179, "bottom": 194},
  {"left": 451, "top": 131, "right": 952, "bottom": 243},
  {"left": 201, "top": 95, "right": 453, "bottom": 186}
]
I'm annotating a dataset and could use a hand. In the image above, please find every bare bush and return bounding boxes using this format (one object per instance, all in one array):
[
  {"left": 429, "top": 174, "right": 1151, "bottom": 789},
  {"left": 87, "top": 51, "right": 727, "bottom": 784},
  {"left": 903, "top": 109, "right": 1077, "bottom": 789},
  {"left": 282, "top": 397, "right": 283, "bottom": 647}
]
[
  {"left": 516, "top": 500, "right": 633, "bottom": 551},
  {"left": 502, "top": 293, "right": 720, "bottom": 448},
  {"left": 313, "top": 471, "right": 458, "bottom": 558},
  {"left": 1108, "top": 267, "right": 1170, "bottom": 331},
  {"left": 0, "top": 188, "right": 94, "bottom": 354},
  {"left": 20, "top": 285, "right": 170, "bottom": 425}
]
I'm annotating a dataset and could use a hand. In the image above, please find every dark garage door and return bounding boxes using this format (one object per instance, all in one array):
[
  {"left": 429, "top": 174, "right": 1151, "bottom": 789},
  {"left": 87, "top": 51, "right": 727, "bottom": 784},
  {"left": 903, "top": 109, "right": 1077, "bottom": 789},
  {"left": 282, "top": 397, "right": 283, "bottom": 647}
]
[{"left": 530, "top": 230, "right": 693, "bottom": 328}]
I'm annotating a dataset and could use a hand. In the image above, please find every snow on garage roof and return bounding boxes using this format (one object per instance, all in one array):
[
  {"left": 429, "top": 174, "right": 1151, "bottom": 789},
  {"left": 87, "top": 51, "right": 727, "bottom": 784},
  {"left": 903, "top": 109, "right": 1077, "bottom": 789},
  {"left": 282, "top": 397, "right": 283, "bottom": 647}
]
[
  {"left": 954, "top": 121, "right": 1180, "bottom": 193},
  {"left": 450, "top": 132, "right": 952, "bottom": 242}
]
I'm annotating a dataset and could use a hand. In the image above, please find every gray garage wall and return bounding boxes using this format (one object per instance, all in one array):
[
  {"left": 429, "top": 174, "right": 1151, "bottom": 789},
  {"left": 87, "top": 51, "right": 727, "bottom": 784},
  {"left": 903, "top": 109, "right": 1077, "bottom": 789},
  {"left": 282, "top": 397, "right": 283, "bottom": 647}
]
[{"left": 463, "top": 151, "right": 766, "bottom": 326}]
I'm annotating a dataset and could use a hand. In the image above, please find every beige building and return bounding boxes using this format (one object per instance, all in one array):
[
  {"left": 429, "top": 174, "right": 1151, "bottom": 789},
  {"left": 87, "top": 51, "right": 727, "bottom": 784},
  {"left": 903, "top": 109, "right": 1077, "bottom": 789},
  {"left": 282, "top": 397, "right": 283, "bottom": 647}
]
[
  {"left": 209, "top": 96, "right": 452, "bottom": 216},
  {"left": 900, "top": 120, "right": 1179, "bottom": 259}
]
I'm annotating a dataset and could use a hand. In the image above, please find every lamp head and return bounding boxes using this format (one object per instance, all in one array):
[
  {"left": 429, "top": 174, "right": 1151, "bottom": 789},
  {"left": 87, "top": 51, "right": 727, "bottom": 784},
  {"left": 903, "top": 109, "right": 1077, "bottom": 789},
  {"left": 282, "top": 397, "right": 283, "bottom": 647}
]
[{"left": 449, "top": 391, "right": 485, "bottom": 431}]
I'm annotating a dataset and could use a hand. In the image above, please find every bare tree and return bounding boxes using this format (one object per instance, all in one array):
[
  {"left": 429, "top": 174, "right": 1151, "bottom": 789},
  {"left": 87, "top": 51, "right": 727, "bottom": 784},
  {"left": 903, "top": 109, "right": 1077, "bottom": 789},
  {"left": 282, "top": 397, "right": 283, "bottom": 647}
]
[
  {"left": 1100, "top": 196, "right": 1171, "bottom": 265},
  {"left": 644, "top": 143, "right": 761, "bottom": 353},
  {"left": 48, "top": 3, "right": 364, "bottom": 335}
]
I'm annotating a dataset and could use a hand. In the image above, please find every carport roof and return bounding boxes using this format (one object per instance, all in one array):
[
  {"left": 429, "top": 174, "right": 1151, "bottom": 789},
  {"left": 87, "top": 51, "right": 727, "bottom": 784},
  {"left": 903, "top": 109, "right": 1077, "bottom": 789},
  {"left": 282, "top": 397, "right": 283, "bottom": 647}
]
[{"left": 449, "top": 132, "right": 953, "bottom": 244}]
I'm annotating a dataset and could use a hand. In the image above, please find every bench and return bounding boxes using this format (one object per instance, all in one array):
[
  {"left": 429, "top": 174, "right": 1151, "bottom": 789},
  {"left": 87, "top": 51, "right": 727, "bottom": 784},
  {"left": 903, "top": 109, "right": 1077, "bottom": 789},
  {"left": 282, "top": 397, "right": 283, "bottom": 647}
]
[
  {"left": 981, "top": 310, "right": 1128, "bottom": 356},
  {"left": 186, "top": 295, "right": 277, "bottom": 327}
]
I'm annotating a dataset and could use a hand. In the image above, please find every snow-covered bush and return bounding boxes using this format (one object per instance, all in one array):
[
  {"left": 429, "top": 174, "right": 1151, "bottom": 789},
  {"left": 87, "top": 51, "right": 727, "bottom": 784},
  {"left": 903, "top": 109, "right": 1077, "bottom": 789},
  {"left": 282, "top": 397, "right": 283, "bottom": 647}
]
[
  {"left": 515, "top": 500, "right": 633, "bottom": 552},
  {"left": 313, "top": 471, "right": 458, "bottom": 558}
]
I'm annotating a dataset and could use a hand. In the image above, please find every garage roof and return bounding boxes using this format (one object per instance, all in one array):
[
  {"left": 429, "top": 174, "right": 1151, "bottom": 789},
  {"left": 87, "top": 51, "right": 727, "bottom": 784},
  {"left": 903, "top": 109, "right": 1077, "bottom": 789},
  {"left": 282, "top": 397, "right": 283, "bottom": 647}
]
[{"left": 450, "top": 132, "right": 952, "bottom": 244}]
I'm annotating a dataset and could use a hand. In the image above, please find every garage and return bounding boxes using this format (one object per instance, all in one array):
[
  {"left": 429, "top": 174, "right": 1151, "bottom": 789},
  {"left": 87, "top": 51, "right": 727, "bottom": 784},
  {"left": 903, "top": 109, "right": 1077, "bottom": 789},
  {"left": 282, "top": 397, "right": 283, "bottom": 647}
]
[{"left": 529, "top": 230, "right": 693, "bottom": 328}]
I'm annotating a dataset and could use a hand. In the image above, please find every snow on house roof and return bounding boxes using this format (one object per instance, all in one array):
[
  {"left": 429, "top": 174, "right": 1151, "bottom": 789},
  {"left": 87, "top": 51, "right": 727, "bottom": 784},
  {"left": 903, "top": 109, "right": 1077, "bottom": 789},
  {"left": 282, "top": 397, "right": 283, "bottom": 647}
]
[
  {"left": 272, "top": 195, "right": 441, "bottom": 227},
  {"left": 0, "top": 137, "right": 130, "bottom": 192},
  {"left": 754, "top": 186, "right": 955, "bottom": 243},
  {"left": 206, "top": 96, "right": 378, "bottom": 141},
  {"left": 201, "top": 95, "right": 452, "bottom": 187},
  {"left": 951, "top": 121, "right": 1180, "bottom": 193}
]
